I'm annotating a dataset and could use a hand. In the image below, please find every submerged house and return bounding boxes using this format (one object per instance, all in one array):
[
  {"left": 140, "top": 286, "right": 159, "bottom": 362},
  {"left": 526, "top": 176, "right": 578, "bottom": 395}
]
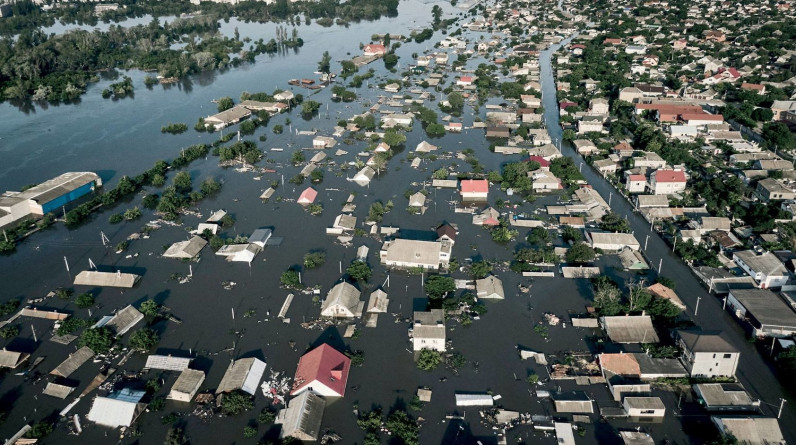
[
  {"left": 168, "top": 369, "right": 206, "bottom": 403},
  {"left": 411, "top": 309, "right": 446, "bottom": 352},
  {"left": 320, "top": 281, "right": 363, "bottom": 318},
  {"left": 87, "top": 388, "right": 147, "bottom": 428},
  {"left": 290, "top": 344, "right": 351, "bottom": 398},
  {"left": 277, "top": 391, "right": 326, "bottom": 442},
  {"left": 380, "top": 238, "right": 452, "bottom": 271},
  {"left": 216, "top": 357, "right": 266, "bottom": 395}
]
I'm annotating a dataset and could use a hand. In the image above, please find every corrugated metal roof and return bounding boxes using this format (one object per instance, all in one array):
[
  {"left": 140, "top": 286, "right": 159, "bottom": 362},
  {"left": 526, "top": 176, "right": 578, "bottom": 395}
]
[
  {"left": 103, "top": 305, "right": 144, "bottom": 336},
  {"left": 144, "top": 355, "right": 192, "bottom": 372},
  {"left": 50, "top": 346, "right": 94, "bottom": 377},
  {"left": 278, "top": 391, "right": 326, "bottom": 441},
  {"left": 216, "top": 358, "right": 266, "bottom": 395},
  {"left": 169, "top": 369, "right": 205, "bottom": 398},
  {"left": 43, "top": 382, "right": 76, "bottom": 399}
]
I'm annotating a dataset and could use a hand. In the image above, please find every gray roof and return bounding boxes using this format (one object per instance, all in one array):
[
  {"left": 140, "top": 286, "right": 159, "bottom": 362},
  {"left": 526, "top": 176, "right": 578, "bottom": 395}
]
[
  {"left": 74, "top": 270, "right": 140, "bottom": 288},
  {"left": 50, "top": 346, "right": 95, "bottom": 377},
  {"left": 734, "top": 250, "right": 788, "bottom": 276},
  {"left": 103, "top": 305, "right": 144, "bottom": 336},
  {"left": 476, "top": 275, "right": 505, "bottom": 299},
  {"left": 728, "top": 288, "right": 796, "bottom": 328},
  {"left": 249, "top": 228, "right": 273, "bottom": 247},
  {"left": 163, "top": 236, "right": 207, "bottom": 259},
  {"left": 169, "top": 369, "right": 205, "bottom": 399},
  {"left": 144, "top": 355, "right": 192, "bottom": 372},
  {"left": 414, "top": 309, "right": 444, "bottom": 326},
  {"left": 620, "top": 431, "right": 655, "bottom": 445},
  {"left": 712, "top": 416, "right": 785, "bottom": 445},
  {"left": 278, "top": 391, "right": 326, "bottom": 441},
  {"left": 0, "top": 349, "right": 28, "bottom": 368},
  {"left": 216, "top": 357, "right": 266, "bottom": 395},
  {"left": 601, "top": 316, "right": 659, "bottom": 343},
  {"left": 366, "top": 289, "right": 389, "bottom": 313},
  {"left": 694, "top": 383, "right": 758, "bottom": 409},
  {"left": 16, "top": 172, "right": 100, "bottom": 206},
  {"left": 633, "top": 354, "right": 687, "bottom": 377},
  {"left": 677, "top": 330, "right": 737, "bottom": 353},
  {"left": 624, "top": 397, "right": 665, "bottom": 410},
  {"left": 43, "top": 382, "right": 76, "bottom": 399},
  {"left": 321, "top": 281, "right": 362, "bottom": 317}
]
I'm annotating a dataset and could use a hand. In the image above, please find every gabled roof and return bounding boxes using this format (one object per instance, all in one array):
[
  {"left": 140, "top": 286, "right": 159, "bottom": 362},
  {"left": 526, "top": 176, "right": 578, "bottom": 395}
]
[
  {"left": 436, "top": 223, "right": 457, "bottom": 242},
  {"left": 291, "top": 344, "right": 351, "bottom": 397},
  {"left": 321, "top": 281, "right": 361, "bottom": 317},
  {"left": 0, "top": 349, "right": 29, "bottom": 368},
  {"left": 298, "top": 187, "right": 318, "bottom": 204},
  {"left": 278, "top": 391, "right": 326, "bottom": 441},
  {"left": 460, "top": 179, "right": 489, "bottom": 194},
  {"left": 87, "top": 388, "right": 147, "bottom": 428},
  {"left": 652, "top": 169, "right": 686, "bottom": 183},
  {"left": 646, "top": 283, "right": 686, "bottom": 309},
  {"left": 50, "top": 346, "right": 95, "bottom": 377},
  {"left": 163, "top": 236, "right": 207, "bottom": 259},
  {"left": 216, "top": 357, "right": 267, "bottom": 395},
  {"left": 601, "top": 315, "right": 659, "bottom": 343},
  {"left": 599, "top": 353, "right": 640, "bottom": 377},
  {"left": 677, "top": 330, "right": 737, "bottom": 353}
]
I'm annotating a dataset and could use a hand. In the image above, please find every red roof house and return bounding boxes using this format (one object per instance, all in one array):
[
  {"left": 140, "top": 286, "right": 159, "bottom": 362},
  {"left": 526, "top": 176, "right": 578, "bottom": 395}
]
[
  {"left": 363, "top": 44, "right": 386, "bottom": 56},
  {"left": 460, "top": 179, "right": 489, "bottom": 199},
  {"left": 290, "top": 344, "right": 351, "bottom": 398},
  {"left": 457, "top": 76, "right": 474, "bottom": 86},
  {"left": 297, "top": 187, "right": 318, "bottom": 205},
  {"left": 525, "top": 155, "right": 551, "bottom": 169}
]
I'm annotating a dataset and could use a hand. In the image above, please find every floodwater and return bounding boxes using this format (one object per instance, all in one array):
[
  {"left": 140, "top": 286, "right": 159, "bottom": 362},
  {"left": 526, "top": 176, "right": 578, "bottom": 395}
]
[{"left": 0, "top": 1, "right": 793, "bottom": 444}]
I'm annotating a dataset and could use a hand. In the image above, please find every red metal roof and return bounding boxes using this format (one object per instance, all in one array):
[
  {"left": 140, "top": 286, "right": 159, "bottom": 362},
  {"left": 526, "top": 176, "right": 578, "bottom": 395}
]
[
  {"left": 459, "top": 76, "right": 473, "bottom": 83},
  {"left": 653, "top": 169, "right": 686, "bottom": 183},
  {"left": 291, "top": 344, "right": 351, "bottom": 397},
  {"left": 628, "top": 174, "right": 646, "bottom": 181},
  {"left": 525, "top": 155, "right": 550, "bottom": 167},
  {"left": 298, "top": 187, "right": 318, "bottom": 203},
  {"left": 460, "top": 179, "right": 489, "bottom": 194}
]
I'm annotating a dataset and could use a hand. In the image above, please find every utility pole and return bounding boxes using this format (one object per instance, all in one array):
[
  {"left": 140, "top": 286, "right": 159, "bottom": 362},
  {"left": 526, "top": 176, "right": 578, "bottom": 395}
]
[
  {"left": 695, "top": 296, "right": 701, "bottom": 316},
  {"left": 608, "top": 191, "right": 612, "bottom": 206},
  {"left": 645, "top": 234, "right": 650, "bottom": 250},
  {"left": 779, "top": 398, "right": 787, "bottom": 419},
  {"left": 658, "top": 258, "right": 662, "bottom": 273}
]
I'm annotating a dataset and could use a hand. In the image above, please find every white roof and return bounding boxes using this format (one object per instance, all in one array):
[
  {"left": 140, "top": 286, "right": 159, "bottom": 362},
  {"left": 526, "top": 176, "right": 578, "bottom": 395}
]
[{"left": 145, "top": 355, "right": 192, "bottom": 372}]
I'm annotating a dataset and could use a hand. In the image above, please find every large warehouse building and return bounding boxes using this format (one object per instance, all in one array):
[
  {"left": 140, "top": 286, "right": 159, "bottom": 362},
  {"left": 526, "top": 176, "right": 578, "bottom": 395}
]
[{"left": 0, "top": 172, "right": 101, "bottom": 228}]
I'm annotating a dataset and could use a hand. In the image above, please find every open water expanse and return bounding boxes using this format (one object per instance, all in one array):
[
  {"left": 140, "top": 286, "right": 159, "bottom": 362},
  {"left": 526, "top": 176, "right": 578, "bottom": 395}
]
[{"left": 1, "top": 0, "right": 796, "bottom": 443}]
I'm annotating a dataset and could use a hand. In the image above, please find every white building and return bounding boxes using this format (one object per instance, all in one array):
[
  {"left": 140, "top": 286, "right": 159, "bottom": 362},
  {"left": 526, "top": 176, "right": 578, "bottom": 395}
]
[
  {"left": 586, "top": 231, "right": 640, "bottom": 251},
  {"left": 677, "top": 330, "right": 739, "bottom": 378},
  {"left": 320, "top": 281, "right": 363, "bottom": 318},
  {"left": 732, "top": 250, "right": 789, "bottom": 289},
  {"left": 380, "top": 239, "right": 451, "bottom": 270},
  {"left": 412, "top": 309, "right": 446, "bottom": 352},
  {"left": 649, "top": 169, "right": 687, "bottom": 195}
]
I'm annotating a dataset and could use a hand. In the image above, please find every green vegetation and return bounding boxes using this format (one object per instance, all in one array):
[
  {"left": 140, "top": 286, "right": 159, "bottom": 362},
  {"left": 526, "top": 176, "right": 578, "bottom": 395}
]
[
  {"left": 599, "top": 212, "right": 631, "bottom": 233},
  {"left": 56, "top": 317, "right": 92, "bottom": 336},
  {"left": 101, "top": 76, "right": 133, "bottom": 99},
  {"left": 301, "top": 100, "right": 321, "bottom": 117},
  {"left": 75, "top": 292, "right": 95, "bottom": 309},
  {"left": 280, "top": 268, "right": 303, "bottom": 288},
  {"left": 303, "top": 251, "right": 326, "bottom": 269},
  {"left": 161, "top": 123, "right": 188, "bottom": 134},
  {"left": 565, "top": 242, "right": 596, "bottom": 264},
  {"left": 417, "top": 349, "right": 442, "bottom": 371},
  {"left": 425, "top": 275, "right": 455, "bottom": 301},
  {"left": 0, "top": 325, "right": 19, "bottom": 339},
  {"left": 24, "top": 422, "right": 53, "bottom": 440},
  {"left": 129, "top": 328, "right": 160, "bottom": 352},
  {"left": 346, "top": 260, "right": 372, "bottom": 281},
  {"left": 139, "top": 299, "right": 159, "bottom": 318},
  {"left": 220, "top": 390, "right": 254, "bottom": 416},
  {"left": 0, "top": 299, "right": 19, "bottom": 316},
  {"left": 78, "top": 327, "right": 114, "bottom": 354},
  {"left": 469, "top": 260, "right": 492, "bottom": 279}
]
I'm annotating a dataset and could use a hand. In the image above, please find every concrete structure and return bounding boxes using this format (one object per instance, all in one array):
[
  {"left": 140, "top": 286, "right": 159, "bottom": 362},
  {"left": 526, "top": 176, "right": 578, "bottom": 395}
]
[
  {"left": 168, "top": 369, "right": 205, "bottom": 402},
  {"left": 476, "top": 275, "right": 505, "bottom": 300},
  {"left": 366, "top": 288, "right": 389, "bottom": 313},
  {"left": 677, "top": 330, "right": 739, "bottom": 378},
  {"left": 0, "top": 172, "right": 101, "bottom": 228},
  {"left": 216, "top": 357, "right": 266, "bottom": 395},
  {"left": 732, "top": 250, "right": 789, "bottom": 289},
  {"left": 380, "top": 238, "right": 451, "bottom": 271},
  {"left": 87, "top": 388, "right": 147, "bottom": 428},
  {"left": 623, "top": 397, "right": 665, "bottom": 417},
  {"left": 411, "top": 309, "right": 446, "bottom": 352},
  {"left": 726, "top": 288, "right": 796, "bottom": 337},
  {"left": 693, "top": 383, "right": 760, "bottom": 412},
  {"left": 551, "top": 391, "right": 594, "bottom": 413},
  {"left": 586, "top": 231, "right": 641, "bottom": 251},
  {"left": 620, "top": 431, "right": 655, "bottom": 445},
  {"left": 625, "top": 174, "right": 647, "bottom": 193},
  {"left": 601, "top": 315, "right": 659, "bottom": 343},
  {"left": 204, "top": 106, "right": 251, "bottom": 130},
  {"left": 649, "top": 169, "right": 687, "bottom": 195},
  {"left": 290, "top": 344, "right": 351, "bottom": 398},
  {"left": 0, "top": 349, "right": 29, "bottom": 369},
  {"left": 554, "top": 423, "right": 576, "bottom": 445},
  {"left": 756, "top": 178, "right": 796, "bottom": 202},
  {"left": 460, "top": 179, "right": 489, "bottom": 200},
  {"left": 277, "top": 391, "right": 326, "bottom": 441},
  {"left": 711, "top": 416, "right": 785, "bottom": 445},
  {"left": 320, "top": 281, "right": 363, "bottom": 318}
]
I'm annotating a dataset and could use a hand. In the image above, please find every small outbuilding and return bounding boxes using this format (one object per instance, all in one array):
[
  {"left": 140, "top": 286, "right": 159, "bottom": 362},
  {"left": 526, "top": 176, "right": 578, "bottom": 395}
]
[
  {"left": 216, "top": 357, "right": 266, "bottom": 395},
  {"left": 552, "top": 391, "right": 594, "bottom": 413},
  {"left": 623, "top": 396, "right": 665, "bottom": 417},
  {"left": 168, "top": 369, "right": 206, "bottom": 403}
]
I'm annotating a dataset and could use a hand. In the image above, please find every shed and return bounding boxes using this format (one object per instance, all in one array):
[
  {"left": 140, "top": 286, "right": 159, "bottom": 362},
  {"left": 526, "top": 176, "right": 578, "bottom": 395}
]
[
  {"left": 50, "top": 346, "right": 94, "bottom": 377},
  {"left": 455, "top": 393, "right": 494, "bottom": 407},
  {"left": 475, "top": 275, "right": 505, "bottom": 300},
  {"left": 693, "top": 383, "right": 761, "bottom": 412},
  {"left": 554, "top": 422, "right": 576, "bottom": 445},
  {"left": 601, "top": 315, "right": 659, "bottom": 343},
  {"left": 0, "top": 349, "right": 29, "bottom": 368},
  {"left": 73, "top": 270, "right": 140, "bottom": 288},
  {"left": 95, "top": 305, "right": 143, "bottom": 336},
  {"left": 163, "top": 236, "right": 207, "bottom": 259},
  {"left": 87, "top": 388, "right": 147, "bottom": 428},
  {"left": 417, "top": 388, "right": 432, "bottom": 402},
  {"left": 43, "top": 381, "right": 76, "bottom": 399},
  {"left": 168, "top": 369, "right": 206, "bottom": 403},
  {"left": 144, "top": 355, "right": 192, "bottom": 372},
  {"left": 551, "top": 391, "right": 593, "bottom": 413},
  {"left": 624, "top": 397, "right": 665, "bottom": 417},
  {"left": 711, "top": 416, "right": 785, "bottom": 445},
  {"left": 366, "top": 289, "right": 389, "bottom": 313},
  {"left": 249, "top": 229, "right": 273, "bottom": 248},
  {"left": 277, "top": 391, "right": 326, "bottom": 442},
  {"left": 216, "top": 357, "right": 266, "bottom": 395}
]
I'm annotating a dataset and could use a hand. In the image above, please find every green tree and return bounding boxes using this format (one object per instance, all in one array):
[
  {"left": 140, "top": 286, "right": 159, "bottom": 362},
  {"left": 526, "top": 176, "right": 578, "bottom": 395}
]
[
  {"left": 562, "top": 225, "right": 582, "bottom": 242},
  {"left": 301, "top": 100, "right": 321, "bottom": 117},
  {"left": 417, "top": 349, "right": 442, "bottom": 371},
  {"left": 425, "top": 275, "right": 455, "bottom": 300},
  {"left": 527, "top": 227, "right": 551, "bottom": 245},
  {"left": 281, "top": 268, "right": 303, "bottom": 288},
  {"left": 382, "top": 129, "right": 406, "bottom": 147},
  {"left": 75, "top": 293, "right": 95, "bottom": 309},
  {"left": 566, "top": 242, "right": 595, "bottom": 264},
  {"left": 24, "top": 422, "right": 53, "bottom": 439},
  {"left": 173, "top": 171, "right": 192, "bottom": 193},
  {"left": 200, "top": 178, "right": 221, "bottom": 195},
  {"left": 140, "top": 299, "right": 159, "bottom": 318},
  {"left": 220, "top": 391, "right": 254, "bottom": 415},
  {"left": 291, "top": 151, "right": 305, "bottom": 165},
  {"left": 426, "top": 123, "right": 446, "bottom": 137},
  {"left": 599, "top": 212, "right": 631, "bottom": 233},
  {"left": 347, "top": 260, "right": 372, "bottom": 281},
  {"left": 762, "top": 122, "right": 796, "bottom": 151},
  {"left": 303, "top": 252, "right": 326, "bottom": 268},
  {"left": 164, "top": 426, "right": 187, "bottom": 445},
  {"left": 78, "top": 327, "right": 114, "bottom": 354},
  {"left": 217, "top": 97, "right": 234, "bottom": 112},
  {"left": 385, "top": 410, "right": 419, "bottom": 445},
  {"left": 318, "top": 51, "right": 331, "bottom": 73},
  {"left": 469, "top": 260, "right": 492, "bottom": 279},
  {"left": 129, "top": 328, "right": 160, "bottom": 352}
]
